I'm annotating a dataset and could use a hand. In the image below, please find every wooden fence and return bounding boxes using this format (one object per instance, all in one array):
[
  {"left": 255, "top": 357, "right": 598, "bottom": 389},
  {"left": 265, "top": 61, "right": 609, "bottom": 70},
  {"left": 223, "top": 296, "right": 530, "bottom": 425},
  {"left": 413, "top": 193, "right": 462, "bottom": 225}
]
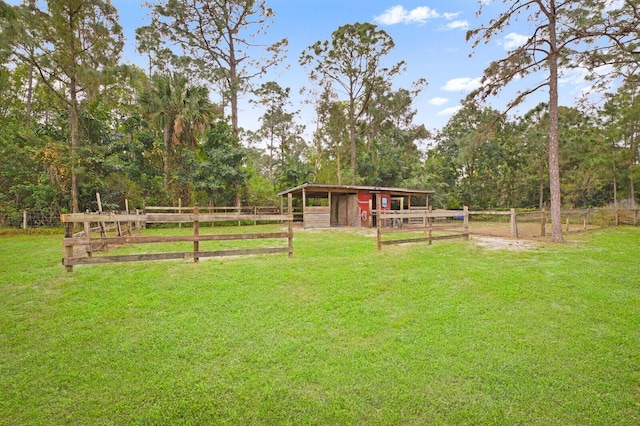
[
  {"left": 61, "top": 206, "right": 294, "bottom": 272},
  {"left": 468, "top": 208, "right": 639, "bottom": 238},
  {"left": 376, "top": 206, "right": 639, "bottom": 249},
  {"left": 143, "top": 205, "right": 303, "bottom": 225},
  {"left": 376, "top": 206, "right": 469, "bottom": 249}
]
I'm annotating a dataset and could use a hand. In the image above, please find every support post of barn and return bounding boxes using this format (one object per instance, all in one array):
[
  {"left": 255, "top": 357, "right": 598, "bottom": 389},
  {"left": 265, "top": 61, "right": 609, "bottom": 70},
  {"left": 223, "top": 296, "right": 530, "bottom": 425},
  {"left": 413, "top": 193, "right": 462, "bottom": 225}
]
[
  {"left": 376, "top": 196, "right": 382, "bottom": 250},
  {"left": 510, "top": 208, "right": 518, "bottom": 238},
  {"left": 463, "top": 206, "right": 469, "bottom": 240},
  {"left": 193, "top": 206, "right": 199, "bottom": 263},
  {"left": 302, "top": 187, "right": 306, "bottom": 228},
  {"left": 288, "top": 193, "right": 293, "bottom": 258}
]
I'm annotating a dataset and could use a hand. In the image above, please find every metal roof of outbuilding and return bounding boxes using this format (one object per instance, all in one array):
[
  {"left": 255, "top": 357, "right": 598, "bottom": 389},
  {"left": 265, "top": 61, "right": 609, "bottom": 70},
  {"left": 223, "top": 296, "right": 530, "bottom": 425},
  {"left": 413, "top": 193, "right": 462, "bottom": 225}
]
[{"left": 277, "top": 183, "right": 435, "bottom": 198}]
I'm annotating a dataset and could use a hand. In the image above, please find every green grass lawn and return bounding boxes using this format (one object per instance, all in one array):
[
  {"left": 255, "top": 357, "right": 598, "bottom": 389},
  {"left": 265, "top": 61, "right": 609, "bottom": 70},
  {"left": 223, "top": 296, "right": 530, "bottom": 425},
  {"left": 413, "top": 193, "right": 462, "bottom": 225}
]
[{"left": 1, "top": 226, "right": 639, "bottom": 425}]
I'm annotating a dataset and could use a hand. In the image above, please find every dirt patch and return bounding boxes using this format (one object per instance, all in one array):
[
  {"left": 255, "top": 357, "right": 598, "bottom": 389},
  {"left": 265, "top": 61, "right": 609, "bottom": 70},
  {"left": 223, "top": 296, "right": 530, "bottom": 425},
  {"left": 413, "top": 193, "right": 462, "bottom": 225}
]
[{"left": 472, "top": 236, "right": 540, "bottom": 251}]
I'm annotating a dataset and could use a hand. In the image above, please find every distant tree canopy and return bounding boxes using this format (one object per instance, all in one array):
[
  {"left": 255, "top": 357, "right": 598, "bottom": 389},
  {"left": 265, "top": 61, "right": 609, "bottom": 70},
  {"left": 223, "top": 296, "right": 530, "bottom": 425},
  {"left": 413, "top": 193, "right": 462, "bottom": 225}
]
[{"left": 0, "top": 0, "right": 637, "bottom": 227}]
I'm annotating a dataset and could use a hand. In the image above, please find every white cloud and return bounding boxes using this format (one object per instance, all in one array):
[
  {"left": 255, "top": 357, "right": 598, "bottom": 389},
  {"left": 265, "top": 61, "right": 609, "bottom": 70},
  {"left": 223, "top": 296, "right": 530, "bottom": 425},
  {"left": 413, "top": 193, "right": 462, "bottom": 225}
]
[
  {"left": 374, "top": 5, "right": 440, "bottom": 25},
  {"left": 442, "top": 77, "right": 481, "bottom": 92},
  {"left": 429, "top": 97, "right": 449, "bottom": 106},
  {"left": 408, "top": 6, "right": 440, "bottom": 22},
  {"left": 443, "top": 12, "right": 462, "bottom": 20},
  {"left": 503, "top": 32, "right": 529, "bottom": 50},
  {"left": 445, "top": 20, "right": 469, "bottom": 30},
  {"left": 437, "top": 106, "right": 463, "bottom": 117}
]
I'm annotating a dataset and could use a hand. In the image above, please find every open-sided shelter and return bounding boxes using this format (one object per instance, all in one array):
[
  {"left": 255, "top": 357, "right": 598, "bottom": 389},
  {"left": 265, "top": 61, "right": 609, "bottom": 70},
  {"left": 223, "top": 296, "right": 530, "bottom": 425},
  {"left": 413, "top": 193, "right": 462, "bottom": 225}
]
[{"left": 278, "top": 184, "right": 435, "bottom": 229}]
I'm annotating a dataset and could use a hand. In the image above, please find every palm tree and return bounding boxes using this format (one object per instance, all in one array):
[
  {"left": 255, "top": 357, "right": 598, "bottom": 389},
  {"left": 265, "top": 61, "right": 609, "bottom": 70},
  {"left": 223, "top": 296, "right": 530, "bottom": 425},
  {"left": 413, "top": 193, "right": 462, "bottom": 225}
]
[{"left": 139, "top": 72, "right": 215, "bottom": 190}]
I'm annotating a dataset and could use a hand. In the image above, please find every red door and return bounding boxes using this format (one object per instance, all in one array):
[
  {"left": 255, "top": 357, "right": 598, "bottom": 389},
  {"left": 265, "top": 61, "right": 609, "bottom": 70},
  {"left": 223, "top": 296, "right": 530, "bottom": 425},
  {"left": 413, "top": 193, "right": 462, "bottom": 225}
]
[{"left": 357, "top": 193, "right": 372, "bottom": 227}]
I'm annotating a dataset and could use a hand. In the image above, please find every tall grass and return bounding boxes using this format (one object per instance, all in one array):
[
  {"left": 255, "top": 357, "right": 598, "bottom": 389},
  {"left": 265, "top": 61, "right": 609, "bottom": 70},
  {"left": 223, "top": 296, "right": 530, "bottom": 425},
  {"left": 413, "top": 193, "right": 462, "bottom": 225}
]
[{"left": 1, "top": 227, "right": 639, "bottom": 424}]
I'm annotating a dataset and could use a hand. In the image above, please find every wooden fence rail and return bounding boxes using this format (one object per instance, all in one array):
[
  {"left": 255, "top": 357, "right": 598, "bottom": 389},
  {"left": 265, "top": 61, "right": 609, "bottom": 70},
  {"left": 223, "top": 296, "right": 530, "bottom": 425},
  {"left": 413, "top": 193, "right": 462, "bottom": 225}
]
[
  {"left": 376, "top": 206, "right": 469, "bottom": 250},
  {"left": 467, "top": 207, "right": 638, "bottom": 238},
  {"left": 61, "top": 202, "right": 294, "bottom": 272},
  {"left": 376, "top": 206, "right": 639, "bottom": 248}
]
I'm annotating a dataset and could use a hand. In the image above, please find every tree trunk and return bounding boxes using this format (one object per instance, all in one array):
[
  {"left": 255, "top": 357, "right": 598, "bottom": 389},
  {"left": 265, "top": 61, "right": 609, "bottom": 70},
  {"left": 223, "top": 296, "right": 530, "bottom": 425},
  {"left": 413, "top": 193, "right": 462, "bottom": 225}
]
[
  {"left": 69, "top": 77, "right": 80, "bottom": 214},
  {"left": 336, "top": 146, "right": 342, "bottom": 185},
  {"left": 548, "top": 5, "right": 564, "bottom": 242},
  {"left": 349, "top": 98, "right": 356, "bottom": 182},
  {"left": 229, "top": 34, "right": 239, "bottom": 138},
  {"left": 163, "top": 123, "right": 171, "bottom": 190},
  {"left": 613, "top": 161, "right": 618, "bottom": 208},
  {"left": 539, "top": 159, "right": 545, "bottom": 210},
  {"left": 26, "top": 63, "right": 34, "bottom": 124}
]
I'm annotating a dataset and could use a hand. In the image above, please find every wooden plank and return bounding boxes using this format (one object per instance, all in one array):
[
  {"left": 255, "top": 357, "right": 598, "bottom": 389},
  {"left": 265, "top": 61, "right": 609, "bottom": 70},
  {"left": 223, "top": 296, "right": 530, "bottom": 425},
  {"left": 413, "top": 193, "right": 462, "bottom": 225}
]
[
  {"left": 379, "top": 210, "right": 466, "bottom": 219},
  {"left": 304, "top": 213, "right": 330, "bottom": 228},
  {"left": 379, "top": 224, "right": 463, "bottom": 235},
  {"left": 61, "top": 213, "right": 290, "bottom": 223},
  {"left": 468, "top": 211, "right": 512, "bottom": 216},
  {"left": 62, "top": 247, "right": 289, "bottom": 265},
  {"left": 381, "top": 237, "right": 431, "bottom": 245},
  {"left": 63, "top": 232, "right": 290, "bottom": 247},
  {"left": 381, "top": 233, "right": 468, "bottom": 245}
]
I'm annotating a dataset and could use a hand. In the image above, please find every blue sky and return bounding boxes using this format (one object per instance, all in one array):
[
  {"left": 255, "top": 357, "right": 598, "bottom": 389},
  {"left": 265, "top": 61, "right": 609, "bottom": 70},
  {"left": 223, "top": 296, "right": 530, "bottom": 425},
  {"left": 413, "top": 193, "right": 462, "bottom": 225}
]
[{"left": 10, "top": 0, "right": 604, "bottom": 138}]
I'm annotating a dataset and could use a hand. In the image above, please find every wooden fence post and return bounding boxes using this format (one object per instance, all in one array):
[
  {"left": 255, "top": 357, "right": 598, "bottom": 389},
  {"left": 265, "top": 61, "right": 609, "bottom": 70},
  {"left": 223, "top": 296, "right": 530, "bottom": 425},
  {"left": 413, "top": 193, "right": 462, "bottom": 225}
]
[
  {"left": 428, "top": 206, "right": 433, "bottom": 245},
  {"left": 64, "top": 222, "right": 74, "bottom": 273},
  {"left": 566, "top": 214, "right": 570, "bottom": 233},
  {"left": 193, "top": 206, "right": 199, "bottom": 263},
  {"left": 288, "top": 193, "right": 293, "bottom": 258},
  {"left": 96, "top": 192, "right": 107, "bottom": 237},
  {"left": 635, "top": 208, "right": 638, "bottom": 226},
  {"left": 541, "top": 208, "right": 546, "bottom": 237},
  {"left": 125, "top": 199, "right": 130, "bottom": 235},
  {"left": 135, "top": 209, "right": 141, "bottom": 231},
  {"left": 583, "top": 209, "right": 588, "bottom": 230},
  {"left": 84, "top": 220, "right": 92, "bottom": 257},
  {"left": 22, "top": 210, "right": 27, "bottom": 229},
  {"left": 463, "top": 206, "right": 469, "bottom": 240},
  {"left": 142, "top": 200, "right": 147, "bottom": 229},
  {"left": 510, "top": 208, "right": 518, "bottom": 238}
]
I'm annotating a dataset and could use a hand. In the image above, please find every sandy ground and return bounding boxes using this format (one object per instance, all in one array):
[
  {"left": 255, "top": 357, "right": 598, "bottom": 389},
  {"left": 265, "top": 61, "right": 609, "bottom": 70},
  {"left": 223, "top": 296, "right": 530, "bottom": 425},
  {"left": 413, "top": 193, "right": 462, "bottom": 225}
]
[{"left": 471, "top": 236, "right": 540, "bottom": 251}]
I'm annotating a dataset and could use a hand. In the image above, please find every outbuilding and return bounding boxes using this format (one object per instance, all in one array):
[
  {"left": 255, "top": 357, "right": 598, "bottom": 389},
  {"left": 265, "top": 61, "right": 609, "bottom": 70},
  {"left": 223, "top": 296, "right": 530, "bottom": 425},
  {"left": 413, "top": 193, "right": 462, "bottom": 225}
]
[{"left": 278, "top": 184, "right": 434, "bottom": 229}]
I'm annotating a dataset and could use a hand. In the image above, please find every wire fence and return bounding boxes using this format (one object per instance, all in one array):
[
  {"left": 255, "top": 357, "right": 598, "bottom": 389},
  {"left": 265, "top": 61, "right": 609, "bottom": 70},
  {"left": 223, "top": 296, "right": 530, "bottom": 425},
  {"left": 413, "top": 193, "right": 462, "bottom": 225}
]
[{"left": 1, "top": 210, "right": 61, "bottom": 228}]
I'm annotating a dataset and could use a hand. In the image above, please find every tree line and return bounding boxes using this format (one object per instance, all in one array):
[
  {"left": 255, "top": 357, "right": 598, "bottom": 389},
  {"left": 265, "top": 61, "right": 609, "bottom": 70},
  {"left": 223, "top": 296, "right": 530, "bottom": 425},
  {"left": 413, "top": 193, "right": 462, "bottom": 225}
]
[{"left": 0, "top": 0, "right": 638, "bottom": 241}]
